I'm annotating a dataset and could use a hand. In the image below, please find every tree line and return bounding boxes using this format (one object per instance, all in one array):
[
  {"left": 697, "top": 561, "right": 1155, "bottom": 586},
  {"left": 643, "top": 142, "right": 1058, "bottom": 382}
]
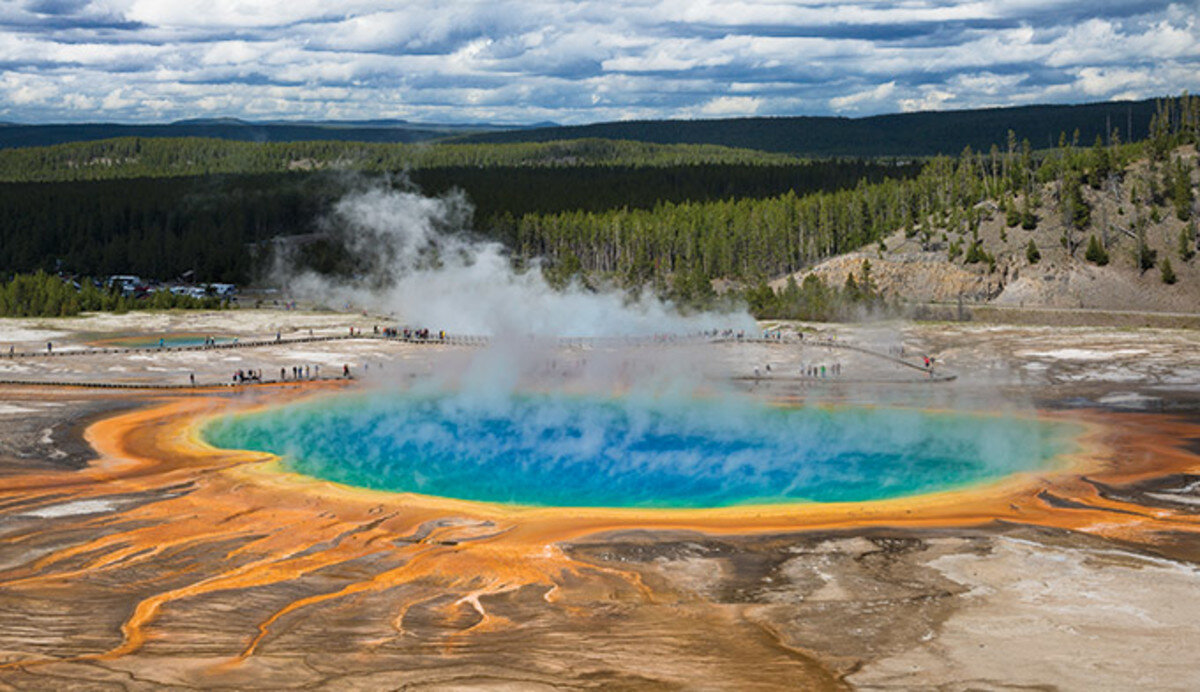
[
  {"left": 0, "top": 159, "right": 920, "bottom": 283},
  {"left": 0, "top": 271, "right": 224, "bottom": 318},
  {"left": 0, "top": 137, "right": 805, "bottom": 183}
]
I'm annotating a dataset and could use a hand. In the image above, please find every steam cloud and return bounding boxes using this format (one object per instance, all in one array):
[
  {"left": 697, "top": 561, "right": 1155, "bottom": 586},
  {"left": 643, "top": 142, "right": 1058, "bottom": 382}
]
[
  {"left": 233, "top": 180, "right": 1061, "bottom": 507},
  {"left": 281, "top": 180, "right": 755, "bottom": 338}
]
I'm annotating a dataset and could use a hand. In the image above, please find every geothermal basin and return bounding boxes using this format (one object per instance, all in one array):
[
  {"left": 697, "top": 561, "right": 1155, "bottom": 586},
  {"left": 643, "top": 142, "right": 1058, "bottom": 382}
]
[
  {"left": 2, "top": 315, "right": 1199, "bottom": 690},
  {"left": 203, "top": 391, "right": 1078, "bottom": 508}
]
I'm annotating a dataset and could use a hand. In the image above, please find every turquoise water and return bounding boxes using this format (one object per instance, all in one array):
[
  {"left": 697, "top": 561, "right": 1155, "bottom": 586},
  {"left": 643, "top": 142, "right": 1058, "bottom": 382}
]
[
  {"left": 202, "top": 392, "right": 1077, "bottom": 508},
  {"left": 130, "top": 333, "right": 230, "bottom": 345},
  {"left": 95, "top": 334, "right": 231, "bottom": 349}
]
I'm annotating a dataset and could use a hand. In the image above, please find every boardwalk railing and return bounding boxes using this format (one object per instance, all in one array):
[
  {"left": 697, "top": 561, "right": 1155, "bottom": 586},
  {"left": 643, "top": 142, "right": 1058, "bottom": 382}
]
[{"left": 0, "top": 331, "right": 955, "bottom": 387}]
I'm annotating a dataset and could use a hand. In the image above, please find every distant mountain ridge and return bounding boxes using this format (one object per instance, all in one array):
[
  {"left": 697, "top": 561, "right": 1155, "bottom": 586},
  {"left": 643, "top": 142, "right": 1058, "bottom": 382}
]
[
  {"left": 0, "top": 119, "right": 545, "bottom": 149},
  {"left": 453, "top": 99, "right": 1165, "bottom": 157},
  {"left": 0, "top": 97, "right": 1166, "bottom": 156}
]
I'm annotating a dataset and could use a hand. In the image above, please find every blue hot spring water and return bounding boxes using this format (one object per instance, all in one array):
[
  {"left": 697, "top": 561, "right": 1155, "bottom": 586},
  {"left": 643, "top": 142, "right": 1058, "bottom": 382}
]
[
  {"left": 202, "top": 392, "right": 1077, "bottom": 508},
  {"left": 99, "top": 334, "right": 232, "bottom": 349}
]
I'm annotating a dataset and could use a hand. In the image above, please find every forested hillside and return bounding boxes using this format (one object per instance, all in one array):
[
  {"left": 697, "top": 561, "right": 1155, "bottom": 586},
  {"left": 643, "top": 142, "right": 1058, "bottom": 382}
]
[
  {"left": 455, "top": 99, "right": 1164, "bottom": 157},
  {"left": 0, "top": 159, "right": 916, "bottom": 282},
  {"left": 0, "top": 138, "right": 802, "bottom": 183},
  {"left": 507, "top": 94, "right": 1199, "bottom": 309},
  {"left": 2, "top": 94, "right": 1196, "bottom": 315}
]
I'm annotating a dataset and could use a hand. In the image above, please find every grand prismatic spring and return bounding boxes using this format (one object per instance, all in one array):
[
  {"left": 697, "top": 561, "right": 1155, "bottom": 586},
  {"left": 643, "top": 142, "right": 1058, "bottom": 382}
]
[
  {"left": 1, "top": 319, "right": 1199, "bottom": 690},
  {"left": 203, "top": 392, "right": 1077, "bottom": 508}
]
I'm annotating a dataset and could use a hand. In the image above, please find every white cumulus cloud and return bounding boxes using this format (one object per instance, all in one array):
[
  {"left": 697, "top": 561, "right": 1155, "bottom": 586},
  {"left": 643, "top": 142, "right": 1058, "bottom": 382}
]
[{"left": 0, "top": 0, "right": 1196, "bottom": 123}]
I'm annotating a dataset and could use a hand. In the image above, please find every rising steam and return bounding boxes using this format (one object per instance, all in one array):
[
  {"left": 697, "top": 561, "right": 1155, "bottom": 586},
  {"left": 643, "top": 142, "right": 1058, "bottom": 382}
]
[
  {"left": 280, "top": 180, "right": 755, "bottom": 338},
  {"left": 233, "top": 180, "right": 1066, "bottom": 509}
]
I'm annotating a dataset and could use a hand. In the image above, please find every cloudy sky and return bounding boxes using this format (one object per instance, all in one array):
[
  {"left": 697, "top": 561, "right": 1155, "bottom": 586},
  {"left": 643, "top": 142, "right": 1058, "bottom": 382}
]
[{"left": 2, "top": 0, "right": 1198, "bottom": 124}]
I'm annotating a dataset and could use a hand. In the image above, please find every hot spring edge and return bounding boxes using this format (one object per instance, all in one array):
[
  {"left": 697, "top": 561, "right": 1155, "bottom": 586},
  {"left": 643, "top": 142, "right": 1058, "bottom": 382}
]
[{"left": 201, "top": 391, "right": 1080, "bottom": 509}]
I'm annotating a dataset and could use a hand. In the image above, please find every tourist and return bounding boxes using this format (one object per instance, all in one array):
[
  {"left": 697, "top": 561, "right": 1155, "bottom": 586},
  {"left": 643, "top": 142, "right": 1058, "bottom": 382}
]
[
  {"left": 343, "top": 364, "right": 350, "bottom": 378},
  {"left": 189, "top": 373, "right": 195, "bottom": 387},
  {"left": 281, "top": 367, "right": 287, "bottom": 381},
  {"left": 46, "top": 341, "right": 52, "bottom": 353}
]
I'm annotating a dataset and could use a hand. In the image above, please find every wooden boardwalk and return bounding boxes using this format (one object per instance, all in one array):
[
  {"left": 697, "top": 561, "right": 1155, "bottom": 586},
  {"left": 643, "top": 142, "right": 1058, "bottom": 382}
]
[{"left": 0, "top": 332, "right": 954, "bottom": 389}]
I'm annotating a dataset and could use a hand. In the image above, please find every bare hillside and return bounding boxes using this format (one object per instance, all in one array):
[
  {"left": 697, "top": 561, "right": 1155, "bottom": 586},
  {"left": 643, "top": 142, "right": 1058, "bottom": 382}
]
[{"left": 775, "top": 147, "right": 1200, "bottom": 314}]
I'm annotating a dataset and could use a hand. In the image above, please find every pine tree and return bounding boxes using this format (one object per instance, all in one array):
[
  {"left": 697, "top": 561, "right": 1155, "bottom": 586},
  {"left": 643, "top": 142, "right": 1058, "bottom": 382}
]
[
  {"left": 745, "top": 280, "right": 776, "bottom": 317},
  {"left": 1087, "top": 135, "right": 1112, "bottom": 189},
  {"left": 1160, "top": 256, "right": 1177, "bottom": 284},
  {"left": 1137, "top": 230, "right": 1158, "bottom": 272},
  {"left": 1181, "top": 222, "right": 1197, "bottom": 262},
  {"left": 964, "top": 240, "right": 989, "bottom": 264},
  {"left": 1025, "top": 239, "right": 1041, "bottom": 264},
  {"left": 1084, "top": 235, "right": 1109, "bottom": 265},
  {"left": 843, "top": 272, "right": 860, "bottom": 302},
  {"left": 858, "top": 259, "right": 876, "bottom": 300},
  {"left": 799, "top": 274, "right": 831, "bottom": 320},
  {"left": 1060, "top": 172, "right": 1089, "bottom": 256},
  {"left": 1020, "top": 194, "right": 1038, "bottom": 230},
  {"left": 1004, "top": 196, "right": 1020, "bottom": 227},
  {"left": 1172, "top": 159, "right": 1194, "bottom": 221}
]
